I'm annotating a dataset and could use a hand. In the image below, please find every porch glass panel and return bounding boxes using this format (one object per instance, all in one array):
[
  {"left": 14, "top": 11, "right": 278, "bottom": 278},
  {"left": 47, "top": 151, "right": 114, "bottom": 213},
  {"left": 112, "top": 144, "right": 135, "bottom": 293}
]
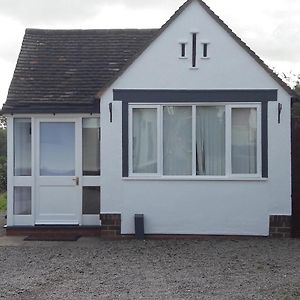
[
  {"left": 13, "top": 186, "right": 31, "bottom": 215},
  {"left": 82, "top": 118, "right": 100, "bottom": 176},
  {"left": 14, "top": 118, "right": 31, "bottom": 176},
  {"left": 82, "top": 186, "right": 100, "bottom": 214}
]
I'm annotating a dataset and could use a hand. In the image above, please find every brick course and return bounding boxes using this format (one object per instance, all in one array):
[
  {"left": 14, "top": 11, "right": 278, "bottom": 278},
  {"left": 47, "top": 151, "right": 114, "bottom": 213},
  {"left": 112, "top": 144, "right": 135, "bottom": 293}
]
[
  {"left": 269, "top": 215, "right": 291, "bottom": 238},
  {"left": 100, "top": 214, "right": 121, "bottom": 236},
  {"left": 6, "top": 214, "right": 121, "bottom": 238}
]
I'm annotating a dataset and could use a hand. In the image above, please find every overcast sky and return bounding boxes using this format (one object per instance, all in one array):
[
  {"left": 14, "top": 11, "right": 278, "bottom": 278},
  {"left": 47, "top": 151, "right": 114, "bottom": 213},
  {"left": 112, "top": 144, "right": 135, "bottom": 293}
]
[{"left": 0, "top": 0, "right": 299, "bottom": 108}]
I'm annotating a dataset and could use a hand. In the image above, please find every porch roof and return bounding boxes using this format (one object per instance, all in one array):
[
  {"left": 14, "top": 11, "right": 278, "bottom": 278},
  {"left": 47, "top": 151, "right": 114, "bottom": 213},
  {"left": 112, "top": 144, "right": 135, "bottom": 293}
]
[{"left": 1, "top": 28, "right": 157, "bottom": 114}]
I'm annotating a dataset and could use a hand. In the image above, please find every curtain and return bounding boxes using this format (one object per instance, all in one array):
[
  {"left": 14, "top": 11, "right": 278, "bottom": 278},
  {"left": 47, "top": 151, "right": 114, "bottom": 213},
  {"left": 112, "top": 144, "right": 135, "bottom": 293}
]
[
  {"left": 133, "top": 108, "right": 157, "bottom": 173},
  {"left": 196, "top": 106, "right": 225, "bottom": 175},
  {"left": 163, "top": 106, "right": 192, "bottom": 175},
  {"left": 231, "top": 108, "right": 257, "bottom": 174}
]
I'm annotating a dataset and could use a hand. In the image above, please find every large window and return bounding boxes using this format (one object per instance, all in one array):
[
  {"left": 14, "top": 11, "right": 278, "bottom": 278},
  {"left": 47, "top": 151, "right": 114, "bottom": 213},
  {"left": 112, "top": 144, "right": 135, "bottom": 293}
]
[{"left": 129, "top": 104, "right": 261, "bottom": 177}]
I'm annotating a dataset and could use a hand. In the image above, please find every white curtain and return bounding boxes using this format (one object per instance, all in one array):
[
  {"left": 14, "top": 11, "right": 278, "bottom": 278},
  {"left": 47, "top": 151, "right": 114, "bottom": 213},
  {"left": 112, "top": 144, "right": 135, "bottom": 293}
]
[
  {"left": 232, "top": 108, "right": 257, "bottom": 174},
  {"left": 133, "top": 108, "right": 157, "bottom": 173},
  {"left": 14, "top": 119, "right": 31, "bottom": 176},
  {"left": 196, "top": 106, "right": 225, "bottom": 175},
  {"left": 163, "top": 106, "right": 192, "bottom": 175}
]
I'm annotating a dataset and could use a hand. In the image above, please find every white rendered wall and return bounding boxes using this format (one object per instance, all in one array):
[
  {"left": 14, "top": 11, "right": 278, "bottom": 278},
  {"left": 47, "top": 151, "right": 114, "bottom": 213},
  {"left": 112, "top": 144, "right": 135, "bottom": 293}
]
[{"left": 100, "top": 0, "right": 291, "bottom": 235}]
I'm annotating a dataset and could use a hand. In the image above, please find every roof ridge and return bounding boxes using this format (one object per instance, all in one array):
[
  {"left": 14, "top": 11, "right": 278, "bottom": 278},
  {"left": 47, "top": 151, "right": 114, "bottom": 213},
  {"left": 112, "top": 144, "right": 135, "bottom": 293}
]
[{"left": 25, "top": 28, "right": 159, "bottom": 34}]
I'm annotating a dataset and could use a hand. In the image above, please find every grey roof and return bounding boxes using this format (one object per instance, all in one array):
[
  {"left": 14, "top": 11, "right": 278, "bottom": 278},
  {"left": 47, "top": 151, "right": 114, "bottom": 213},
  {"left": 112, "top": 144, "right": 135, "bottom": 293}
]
[
  {"left": 1, "top": 28, "right": 157, "bottom": 113},
  {"left": 1, "top": 0, "right": 296, "bottom": 114}
]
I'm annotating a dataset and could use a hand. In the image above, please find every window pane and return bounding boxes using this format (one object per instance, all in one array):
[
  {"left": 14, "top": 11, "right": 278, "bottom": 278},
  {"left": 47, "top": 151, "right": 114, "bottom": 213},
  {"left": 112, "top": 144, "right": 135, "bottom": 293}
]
[
  {"left": 14, "top": 187, "right": 31, "bottom": 215},
  {"left": 40, "top": 122, "right": 75, "bottom": 176},
  {"left": 163, "top": 106, "right": 192, "bottom": 175},
  {"left": 132, "top": 108, "right": 157, "bottom": 173},
  {"left": 83, "top": 118, "right": 100, "bottom": 176},
  {"left": 196, "top": 106, "right": 225, "bottom": 175},
  {"left": 83, "top": 187, "right": 100, "bottom": 215},
  {"left": 14, "top": 119, "right": 31, "bottom": 176},
  {"left": 232, "top": 108, "right": 257, "bottom": 174}
]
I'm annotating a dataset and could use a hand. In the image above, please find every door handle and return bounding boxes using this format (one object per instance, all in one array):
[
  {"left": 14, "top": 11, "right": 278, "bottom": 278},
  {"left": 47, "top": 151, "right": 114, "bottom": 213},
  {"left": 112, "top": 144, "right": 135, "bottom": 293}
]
[{"left": 72, "top": 177, "right": 79, "bottom": 186}]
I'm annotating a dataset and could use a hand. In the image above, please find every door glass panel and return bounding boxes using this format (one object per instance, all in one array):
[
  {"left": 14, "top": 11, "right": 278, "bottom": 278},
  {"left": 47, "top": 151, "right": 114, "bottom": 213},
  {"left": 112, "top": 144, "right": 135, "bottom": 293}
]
[
  {"left": 40, "top": 122, "right": 75, "bottom": 176},
  {"left": 14, "top": 118, "right": 31, "bottom": 176},
  {"left": 82, "top": 118, "right": 100, "bottom": 176},
  {"left": 82, "top": 187, "right": 100, "bottom": 214}
]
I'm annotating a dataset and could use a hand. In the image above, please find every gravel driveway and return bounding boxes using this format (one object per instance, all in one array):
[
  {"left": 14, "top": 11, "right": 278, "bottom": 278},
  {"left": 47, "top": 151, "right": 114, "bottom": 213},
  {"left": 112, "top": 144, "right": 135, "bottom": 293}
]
[{"left": 0, "top": 237, "right": 300, "bottom": 300}]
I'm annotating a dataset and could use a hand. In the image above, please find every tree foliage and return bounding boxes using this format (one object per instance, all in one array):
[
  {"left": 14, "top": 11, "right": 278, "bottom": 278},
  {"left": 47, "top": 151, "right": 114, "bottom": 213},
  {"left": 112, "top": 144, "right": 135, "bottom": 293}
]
[
  {"left": 294, "top": 80, "right": 300, "bottom": 96},
  {"left": 0, "top": 116, "right": 6, "bottom": 129}
]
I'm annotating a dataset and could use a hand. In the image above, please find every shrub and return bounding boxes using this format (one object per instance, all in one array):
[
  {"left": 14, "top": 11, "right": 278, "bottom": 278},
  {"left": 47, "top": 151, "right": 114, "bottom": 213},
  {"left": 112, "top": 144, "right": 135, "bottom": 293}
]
[
  {"left": 0, "top": 193, "right": 6, "bottom": 211},
  {"left": 0, "top": 156, "right": 6, "bottom": 193}
]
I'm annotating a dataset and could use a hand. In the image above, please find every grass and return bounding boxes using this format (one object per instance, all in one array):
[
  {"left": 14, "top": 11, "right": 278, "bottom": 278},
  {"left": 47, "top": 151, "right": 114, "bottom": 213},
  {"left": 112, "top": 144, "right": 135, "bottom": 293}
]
[{"left": 0, "top": 192, "right": 7, "bottom": 211}]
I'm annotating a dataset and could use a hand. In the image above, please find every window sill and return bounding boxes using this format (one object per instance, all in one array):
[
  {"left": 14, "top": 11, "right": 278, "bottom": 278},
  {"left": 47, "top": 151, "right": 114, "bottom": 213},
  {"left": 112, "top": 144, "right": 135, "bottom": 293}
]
[{"left": 123, "top": 176, "right": 267, "bottom": 182}]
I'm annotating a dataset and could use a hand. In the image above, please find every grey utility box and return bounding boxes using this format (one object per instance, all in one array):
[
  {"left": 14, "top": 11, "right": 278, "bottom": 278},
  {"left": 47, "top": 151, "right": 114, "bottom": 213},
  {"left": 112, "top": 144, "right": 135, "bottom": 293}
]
[{"left": 134, "top": 214, "right": 144, "bottom": 239}]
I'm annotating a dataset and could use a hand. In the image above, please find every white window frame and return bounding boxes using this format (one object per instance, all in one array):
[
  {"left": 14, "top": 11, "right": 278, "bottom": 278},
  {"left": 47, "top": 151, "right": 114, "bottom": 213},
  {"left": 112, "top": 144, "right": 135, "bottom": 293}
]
[
  {"left": 128, "top": 102, "right": 262, "bottom": 180},
  {"left": 128, "top": 105, "right": 160, "bottom": 177}
]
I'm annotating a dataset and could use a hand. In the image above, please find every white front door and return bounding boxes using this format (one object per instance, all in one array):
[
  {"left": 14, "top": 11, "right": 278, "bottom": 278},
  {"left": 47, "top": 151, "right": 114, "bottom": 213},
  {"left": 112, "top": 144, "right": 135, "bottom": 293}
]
[{"left": 35, "top": 119, "right": 81, "bottom": 225}]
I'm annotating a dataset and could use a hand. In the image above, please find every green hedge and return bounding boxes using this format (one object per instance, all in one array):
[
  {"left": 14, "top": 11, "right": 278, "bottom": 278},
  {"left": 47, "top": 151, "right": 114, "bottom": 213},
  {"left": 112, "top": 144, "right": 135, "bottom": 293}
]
[
  {"left": 0, "top": 156, "right": 6, "bottom": 193},
  {"left": 0, "top": 128, "right": 6, "bottom": 193},
  {"left": 0, "top": 193, "right": 6, "bottom": 211}
]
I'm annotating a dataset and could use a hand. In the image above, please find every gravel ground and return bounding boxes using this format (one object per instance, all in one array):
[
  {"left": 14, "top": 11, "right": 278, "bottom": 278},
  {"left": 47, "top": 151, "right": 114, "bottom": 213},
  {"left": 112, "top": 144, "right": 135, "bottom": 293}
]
[{"left": 0, "top": 237, "right": 300, "bottom": 300}]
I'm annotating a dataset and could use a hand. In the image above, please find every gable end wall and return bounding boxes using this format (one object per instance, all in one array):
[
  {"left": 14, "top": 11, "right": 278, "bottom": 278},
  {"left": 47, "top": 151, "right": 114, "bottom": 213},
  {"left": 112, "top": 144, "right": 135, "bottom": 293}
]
[{"left": 100, "top": 0, "right": 291, "bottom": 235}]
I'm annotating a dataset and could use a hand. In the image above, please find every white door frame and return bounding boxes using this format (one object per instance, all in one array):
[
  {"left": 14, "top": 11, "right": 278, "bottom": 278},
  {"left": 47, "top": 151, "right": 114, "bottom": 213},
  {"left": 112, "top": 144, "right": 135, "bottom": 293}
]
[{"left": 34, "top": 117, "right": 83, "bottom": 225}]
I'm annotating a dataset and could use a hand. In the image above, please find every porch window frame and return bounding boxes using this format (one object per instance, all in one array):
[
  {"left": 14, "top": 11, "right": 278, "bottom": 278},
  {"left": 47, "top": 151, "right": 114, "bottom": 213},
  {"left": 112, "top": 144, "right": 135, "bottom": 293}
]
[
  {"left": 128, "top": 102, "right": 262, "bottom": 179},
  {"left": 81, "top": 116, "right": 101, "bottom": 226},
  {"left": 6, "top": 114, "right": 101, "bottom": 227},
  {"left": 7, "top": 117, "right": 35, "bottom": 226}
]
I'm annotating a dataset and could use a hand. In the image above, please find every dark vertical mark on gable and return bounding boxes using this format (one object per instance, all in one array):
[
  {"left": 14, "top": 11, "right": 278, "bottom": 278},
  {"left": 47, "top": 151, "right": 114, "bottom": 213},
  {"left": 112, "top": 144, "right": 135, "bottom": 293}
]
[
  {"left": 192, "top": 33, "right": 197, "bottom": 67},
  {"left": 203, "top": 43, "right": 208, "bottom": 58},
  {"left": 181, "top": 43, "right": 186, "bottom": 57}
]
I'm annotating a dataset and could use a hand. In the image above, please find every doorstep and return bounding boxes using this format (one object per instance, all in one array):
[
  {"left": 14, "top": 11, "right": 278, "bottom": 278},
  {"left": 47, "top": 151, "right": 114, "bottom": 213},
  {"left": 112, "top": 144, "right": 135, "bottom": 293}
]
[{"left": 6, "top": 225, "right": 103, "bottom": 237}]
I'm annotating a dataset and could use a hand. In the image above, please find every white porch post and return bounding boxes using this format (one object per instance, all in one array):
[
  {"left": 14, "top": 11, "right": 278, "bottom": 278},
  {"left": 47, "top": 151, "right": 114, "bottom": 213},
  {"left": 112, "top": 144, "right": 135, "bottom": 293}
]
[{"left": 6, "top": 116, "right": 14, "bottom": 226}]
